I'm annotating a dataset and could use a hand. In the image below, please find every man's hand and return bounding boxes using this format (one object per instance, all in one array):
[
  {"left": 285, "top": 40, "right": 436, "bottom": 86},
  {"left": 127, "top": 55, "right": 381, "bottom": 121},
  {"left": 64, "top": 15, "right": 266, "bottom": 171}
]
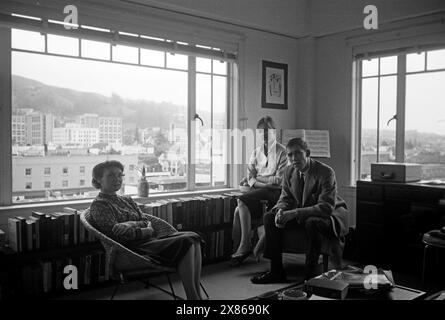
[
  {"left": 275, "top": 209, "right": 285, "bottom": 228},
  {"left": 275, "top": 209, "right": 297, "bottom": 228}
]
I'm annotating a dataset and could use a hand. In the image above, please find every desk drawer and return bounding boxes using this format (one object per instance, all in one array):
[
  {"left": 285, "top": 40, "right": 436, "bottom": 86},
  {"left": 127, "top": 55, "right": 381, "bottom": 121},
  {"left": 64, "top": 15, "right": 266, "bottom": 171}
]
[
  {"left": 357, "top": 201, "right": 385, "bottom": 225},
  {"left": 356, "top": 184, "right": 384, "bottom": 202},
  {"left": 385, "top": 186, "right": 412, "bottom": 201}
]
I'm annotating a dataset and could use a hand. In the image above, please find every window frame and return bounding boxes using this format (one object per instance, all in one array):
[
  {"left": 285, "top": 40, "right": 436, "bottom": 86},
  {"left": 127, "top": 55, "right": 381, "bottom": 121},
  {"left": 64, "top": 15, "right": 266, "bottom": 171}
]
[
  {"left": 1, "top": 24, "right": 234, "bottom": 206},
  {"left": 354, "top": 47, "right": 445, "bottom": 182}
]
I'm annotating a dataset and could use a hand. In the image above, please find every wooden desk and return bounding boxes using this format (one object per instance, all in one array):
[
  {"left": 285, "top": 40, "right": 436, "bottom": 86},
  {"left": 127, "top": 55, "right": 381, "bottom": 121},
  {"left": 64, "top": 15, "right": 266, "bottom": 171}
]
[{"left": 356, "top": 180, "right": 445, "bottom": 274}]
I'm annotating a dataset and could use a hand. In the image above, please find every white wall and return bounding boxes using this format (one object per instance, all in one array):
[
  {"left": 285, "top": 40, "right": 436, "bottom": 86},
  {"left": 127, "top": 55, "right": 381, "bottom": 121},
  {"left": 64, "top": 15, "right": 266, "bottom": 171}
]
[
  {"left": 310, "top": 0, "right": 445, "bottom": 36},
  {"left": 131, "top": 0, "right": 309, "bottom": 38},
  {"left": 241, "top": 30, "right": 299, "bottom": 132}
]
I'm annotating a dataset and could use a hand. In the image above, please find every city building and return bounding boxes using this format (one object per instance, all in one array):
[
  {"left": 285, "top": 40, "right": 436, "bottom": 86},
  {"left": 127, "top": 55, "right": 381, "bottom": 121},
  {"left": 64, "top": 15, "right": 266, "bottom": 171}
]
[
  {"left": 52, "top": 123, "right": 99, "bottom": 147},
  {"left": 77, "top": 113, "right": 100, "bottom": 128},
  {"left": 25, "top": 111, "right": 54, "bottom": 146},
  {"left": 11, "top": 108, "right": 33, "bottom": 146},
  {"left": 12, "top": 154, "right": 138, "bottom": 200},
  {"left": 99, "top": 116, "right": 123, "bottom": 144}
]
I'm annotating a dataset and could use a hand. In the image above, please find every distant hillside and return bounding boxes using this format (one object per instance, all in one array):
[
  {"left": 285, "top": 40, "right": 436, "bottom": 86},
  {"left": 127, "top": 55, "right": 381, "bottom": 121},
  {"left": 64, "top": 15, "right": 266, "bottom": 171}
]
[{"left": 11, "top": 75, "right": 189, "bottom": 131}]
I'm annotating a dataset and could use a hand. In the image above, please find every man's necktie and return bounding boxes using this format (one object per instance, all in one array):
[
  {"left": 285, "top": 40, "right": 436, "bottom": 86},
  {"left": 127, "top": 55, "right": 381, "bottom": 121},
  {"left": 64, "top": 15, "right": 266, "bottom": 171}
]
[
  {"left": 264, "top": 144, "right": 268, "bottom": 167},
  {"left": 299, "top": 171, "right": 305, "bottom": 207}
]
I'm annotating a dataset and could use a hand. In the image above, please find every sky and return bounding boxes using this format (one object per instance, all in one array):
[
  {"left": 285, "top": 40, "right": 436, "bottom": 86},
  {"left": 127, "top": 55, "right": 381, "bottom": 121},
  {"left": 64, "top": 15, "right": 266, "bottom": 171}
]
[
  {"left": 11, "top": 29, "right": 191, "bottom": 105},
  {"left": 12, "top": 51, "right": 189, "bottom": 105},
  {"left": 361, "top": 52, "right": 445, "bottom": 136}
]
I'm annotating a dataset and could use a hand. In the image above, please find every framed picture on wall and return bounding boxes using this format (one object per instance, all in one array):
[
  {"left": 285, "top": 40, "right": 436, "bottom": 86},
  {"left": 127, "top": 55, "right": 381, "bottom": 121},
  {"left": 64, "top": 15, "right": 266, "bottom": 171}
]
[{"left": 261, "top": 60, "right": 288, "bottom": 109}]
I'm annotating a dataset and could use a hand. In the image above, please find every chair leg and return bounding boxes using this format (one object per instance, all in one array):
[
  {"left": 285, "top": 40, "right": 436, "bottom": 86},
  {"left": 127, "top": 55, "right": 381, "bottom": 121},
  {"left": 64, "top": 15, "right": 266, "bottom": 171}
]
[
  {"left": 166, "top": 273, "right": 177, "bottom": 300},
  {"left": 422, "top": 245, "right": 429, "bottom": 289},
  {"left": 110, "top": 283, "right": 119, "bottom": 300},
  {"left": 200, "top": 282, "right": 210, "bottom": 299},
  {"left": 322, "top": 254, "right": 329, "bottom": 272}
]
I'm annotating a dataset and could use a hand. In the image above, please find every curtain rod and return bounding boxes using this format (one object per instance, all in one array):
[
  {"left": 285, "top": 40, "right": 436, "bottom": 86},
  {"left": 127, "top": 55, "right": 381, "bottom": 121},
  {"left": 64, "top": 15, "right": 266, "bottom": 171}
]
[{"left": 0, "top": 12, "right": 238, "bottom": 61}]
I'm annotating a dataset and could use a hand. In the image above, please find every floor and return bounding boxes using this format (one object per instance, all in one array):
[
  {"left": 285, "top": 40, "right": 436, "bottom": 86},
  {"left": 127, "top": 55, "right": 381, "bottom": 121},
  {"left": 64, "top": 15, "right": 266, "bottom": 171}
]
[{"left": 56, "top": 253, "right": 445, "bottom": 300}]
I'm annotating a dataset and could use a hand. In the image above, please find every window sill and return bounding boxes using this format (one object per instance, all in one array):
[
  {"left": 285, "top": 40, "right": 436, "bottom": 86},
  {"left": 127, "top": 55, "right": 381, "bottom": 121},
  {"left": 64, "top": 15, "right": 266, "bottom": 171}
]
[{"left": 0, "top": 188, "right": 238, "bottom": 211}]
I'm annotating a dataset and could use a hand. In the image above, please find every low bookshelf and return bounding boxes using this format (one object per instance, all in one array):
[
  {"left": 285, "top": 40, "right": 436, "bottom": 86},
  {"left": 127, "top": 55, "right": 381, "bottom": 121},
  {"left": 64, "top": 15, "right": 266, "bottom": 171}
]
[{"left": 0, "top": 192, "right": 242, "bottom": 300}]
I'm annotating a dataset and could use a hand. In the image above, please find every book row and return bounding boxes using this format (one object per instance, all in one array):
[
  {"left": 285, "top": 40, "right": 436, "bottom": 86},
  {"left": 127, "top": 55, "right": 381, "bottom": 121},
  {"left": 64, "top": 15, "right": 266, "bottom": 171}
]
[
  {"left": 0, "top": 250, "right": 108, "bottom": 299},
  {"left": 140, "top": 192, "right": 242, "bottom": 230},
  {"left": 201, "top": 229, "right": 233, "bottom": 261},
  {"left": 7, "top": 207, "right": 96, "bottom": 253},
  {"left": 4, "top": 192, "right": 243, "bottom": 254}
]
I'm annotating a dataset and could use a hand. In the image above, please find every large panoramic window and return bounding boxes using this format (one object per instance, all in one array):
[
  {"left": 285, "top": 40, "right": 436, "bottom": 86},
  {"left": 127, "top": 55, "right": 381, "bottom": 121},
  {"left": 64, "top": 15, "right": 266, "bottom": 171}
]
[
  {"left": 356, "top": 48, "right": 445, "bottom": 181},
  {"left": 9, "top": 27, "right": 231, "bottom": 203}
]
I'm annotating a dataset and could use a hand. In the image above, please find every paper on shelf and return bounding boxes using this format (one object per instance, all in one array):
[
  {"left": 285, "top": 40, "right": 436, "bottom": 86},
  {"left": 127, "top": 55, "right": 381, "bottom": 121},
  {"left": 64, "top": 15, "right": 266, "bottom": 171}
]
[{"left": 281, "top": 129, "right": 330, "bottom": 158}]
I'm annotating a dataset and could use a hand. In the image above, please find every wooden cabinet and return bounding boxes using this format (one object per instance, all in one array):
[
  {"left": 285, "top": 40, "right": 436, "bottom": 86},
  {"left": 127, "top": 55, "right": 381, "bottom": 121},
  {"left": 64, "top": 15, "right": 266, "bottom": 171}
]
[{"left": 356, "top": 180, "right": 445, "bottom": 273}]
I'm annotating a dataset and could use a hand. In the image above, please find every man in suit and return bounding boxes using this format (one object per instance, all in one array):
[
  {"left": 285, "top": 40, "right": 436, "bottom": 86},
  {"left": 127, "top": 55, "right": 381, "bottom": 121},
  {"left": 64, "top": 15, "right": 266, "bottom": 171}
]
[{"left": 251, "top": 137, "right": 349, "bottom": 284}]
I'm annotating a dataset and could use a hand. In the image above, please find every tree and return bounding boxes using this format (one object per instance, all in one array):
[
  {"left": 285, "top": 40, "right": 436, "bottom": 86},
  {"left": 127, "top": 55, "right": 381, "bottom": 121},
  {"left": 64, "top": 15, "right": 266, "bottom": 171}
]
[{"left": 406, "top": 140, "right": 414, "bottom": 150}]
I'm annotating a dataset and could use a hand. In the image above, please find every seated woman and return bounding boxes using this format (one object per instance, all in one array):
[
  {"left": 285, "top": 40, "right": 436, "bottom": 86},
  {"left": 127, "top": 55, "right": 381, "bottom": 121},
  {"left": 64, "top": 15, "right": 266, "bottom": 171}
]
[
  {"left": 89, "top": 160, "right": 203, "bottom": 300},
  {"left": 231, "top": 116, "right": 288, "bottom": 267}
]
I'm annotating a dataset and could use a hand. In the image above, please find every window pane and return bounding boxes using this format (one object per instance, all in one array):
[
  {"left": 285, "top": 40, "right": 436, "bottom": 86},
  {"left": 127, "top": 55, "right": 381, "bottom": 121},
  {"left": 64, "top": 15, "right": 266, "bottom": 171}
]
[
  {"left": 213, "top": 60, "right": 227, "bottom": 75},
  {"left": 197, "top": 57, "right": 211, "bottom": 73},
  {"left": 112, "top": 45, "right": 138, "bottom": 64},
  {"left": 406, "top": 71, "right": 445, "bottom": 180},
  {"left": 378, "top": 76, "right": 397, "bottom": 163},
  {"left": 47, "top": 34, "right": 79, "bottom": 56},
  {"left": 427, "top": 49, "right": 445, "bottom": 70},
  {"left": 362, "top": 58, "right": 378, "bottom": 77},
  {"left": 166, "top": 53, "right": 188, "bottom": 70},
  {"left": 81, "top": 39, "right": 110, "bottom": 60},
  {"left": 11, "top": 50, "right": 188, "bottom": 203},
  {"left": 196, "top": 74, "right": 212, "bottom": 186},
  {"left": 12, "top": 29, "right": 45, "bottom": 52},
  {"left": 140, "top": 48, "right": 164, "bottom": 67},
  {"left": 360, "top": 77, "right": 378, "bottom": 179},
  {"left": 379, "top": 56, "right": 397, "bottom": 75},
  {"left": 407, "top": 52, "right": 425, "bottom": 73}
]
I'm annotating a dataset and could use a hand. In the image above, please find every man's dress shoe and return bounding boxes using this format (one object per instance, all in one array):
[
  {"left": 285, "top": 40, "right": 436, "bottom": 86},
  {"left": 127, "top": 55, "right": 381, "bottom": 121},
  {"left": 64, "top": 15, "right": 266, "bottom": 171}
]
[{"left": 250, "top": 271, "right": 287, "bottom": 284}]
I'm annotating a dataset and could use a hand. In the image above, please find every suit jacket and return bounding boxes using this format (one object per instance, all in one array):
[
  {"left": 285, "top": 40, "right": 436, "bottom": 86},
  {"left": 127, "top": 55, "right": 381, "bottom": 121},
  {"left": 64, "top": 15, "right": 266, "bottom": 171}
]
[{"left": 273, "top": 158, "right": 349, "bottom": 238}]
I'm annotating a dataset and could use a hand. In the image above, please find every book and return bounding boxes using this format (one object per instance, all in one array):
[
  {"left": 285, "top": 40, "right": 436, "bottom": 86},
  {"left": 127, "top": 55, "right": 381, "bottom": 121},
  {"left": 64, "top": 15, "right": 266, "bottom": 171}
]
[
  {"left": 15, "top": 216, "right": 28, "bottom": 252},
  {"left": 28, "top": 216, "right": 41, "bottom": 250},
  {"left": 7, "top": 218, "right": 21, "bottom": 252},
  {"left": 25, "top": 219, "right": 36, "bottom": 251},
  {"left": 169, "top": 198, "right": 183, "bottom": 230},
  {"left": 0, "top": 229, "right": 5, "bottom": 248},
  {"left": 63, "top": 207, "right": 79, "bottom": 245},
  {"left": 31, "top": 212, "right": 49, "bottom": 249},
  {"left": 51, "top": 213, "right": 69, "bottom": 247},
  {"left": 319, "top": 266, "right": 395, "bottom": 292}
]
